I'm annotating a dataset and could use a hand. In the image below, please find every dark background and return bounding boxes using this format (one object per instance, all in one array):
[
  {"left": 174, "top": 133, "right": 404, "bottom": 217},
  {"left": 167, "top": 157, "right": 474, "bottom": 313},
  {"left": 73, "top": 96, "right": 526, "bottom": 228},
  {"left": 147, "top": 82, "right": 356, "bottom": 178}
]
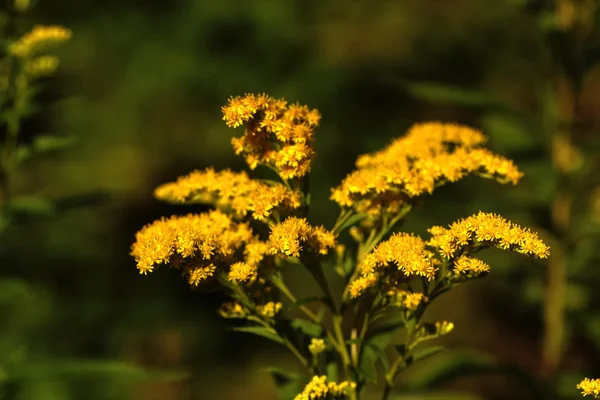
[{"left": 2, "top": 0, "right": 600, "bottom": 399}]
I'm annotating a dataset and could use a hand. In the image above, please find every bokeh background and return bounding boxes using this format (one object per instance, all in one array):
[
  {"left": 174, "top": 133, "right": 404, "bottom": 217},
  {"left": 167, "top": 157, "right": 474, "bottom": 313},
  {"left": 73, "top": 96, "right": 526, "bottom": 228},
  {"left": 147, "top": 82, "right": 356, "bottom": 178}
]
[{"left": 2, "top": 0, "right": 600, "bottom": 399}]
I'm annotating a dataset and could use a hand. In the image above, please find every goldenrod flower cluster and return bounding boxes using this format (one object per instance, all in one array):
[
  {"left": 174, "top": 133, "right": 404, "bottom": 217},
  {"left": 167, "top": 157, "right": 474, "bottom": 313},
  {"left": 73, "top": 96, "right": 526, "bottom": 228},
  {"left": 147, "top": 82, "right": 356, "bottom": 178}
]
[
  {"left": 349, "top": 212, "right": 549, "bottom": 298},
  {"left": 9, "top": 25, "right": 71, "bottom": 58},
  {"left": 578, "top": 378, "right": 600, "bottom": 398},
  {"left": 257, "top": 301, "right": 283, "bottom": 318},
  {"left": 427, "top": 211, "right": 550, "bottom": 259},
  {"left": 155, "top": 168, "right": 301, "bottom": 220},
  {"left": 349, "top": 233, "right": 436, "bottom": 298},
  {"left": 24, "top": 55, "right": 60, "bottom": 76},
  {"left": 222, "top": 93, "right": 321, "bottom": 180},
  {"left": 269, "top": 217, "right": 336, "bottom": 257},
  {"left": 387, "top": 289, "right": 428, "bottom": 311},
  {"left": 294, "top": 376, "right": 356, "bottom": 400},
  {"left": 218, "top": 302, "right": 247, "bottom": 319},
  {"left": 309, "top": 338, "right": 326, "bottom": 355},
  {"left": 130, "top": 210, "right": 254, "bottom": 281},
  {"left": 331, "top": 122, "right": 523, "bottom": 217}
]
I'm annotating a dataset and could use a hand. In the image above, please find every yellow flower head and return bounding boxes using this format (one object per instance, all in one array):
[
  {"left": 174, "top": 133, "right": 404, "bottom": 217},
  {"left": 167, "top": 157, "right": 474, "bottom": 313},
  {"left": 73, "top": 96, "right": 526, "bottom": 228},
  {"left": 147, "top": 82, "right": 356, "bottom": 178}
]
[
  {"left": 578, "top": 378, "right": 600, "bottom": 398},
  {"left": 308, "top": 338, "right": 326, "bottom": 355},
  {"left": 349, "top": 233, "right": 436, "bottom": 298},
  {"left": 131, "top": 210, "right": 253, "bottom": 282},
  {"left": 387, "top": 289, "right": 428, "bottom": 311},
  {"left": 268, "top": 217, "right": 336, "bottom": 257},
  {"left": 154, "top": 168, "right": 301, "bottom": 220},
  {"left": 294, "top": 376, "right": 356, "bottom": 400},
  {"left": 222, "top": 94, "right": 320, "bottom": 179},
  {"left": 9, "top": 25, "right": 71, "bottom": 58},
  {"left": 452, "top": 255, "right": 490, "bottom": 279},
  {"left": 427, "top": 211, "right": 550, "bottom": 260},
  {"left": 24, "top": 55, "right": 60, "bottom": 76},
  {"left": 218, "top": 302, "right": 247, "bottom": 319},
  {"left": 257, "top": 301, "right": 282, "bottom": 318},
  {"left": 331, "top": 122, "right": 523, "bottom": 217}
]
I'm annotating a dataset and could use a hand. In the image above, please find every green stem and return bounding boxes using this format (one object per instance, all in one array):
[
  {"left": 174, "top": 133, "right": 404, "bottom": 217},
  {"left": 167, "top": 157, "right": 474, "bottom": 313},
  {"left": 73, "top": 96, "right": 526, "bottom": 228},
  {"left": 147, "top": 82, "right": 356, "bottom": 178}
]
[{"left": 332, "top": 314, "right": 353, "bottom": 380}]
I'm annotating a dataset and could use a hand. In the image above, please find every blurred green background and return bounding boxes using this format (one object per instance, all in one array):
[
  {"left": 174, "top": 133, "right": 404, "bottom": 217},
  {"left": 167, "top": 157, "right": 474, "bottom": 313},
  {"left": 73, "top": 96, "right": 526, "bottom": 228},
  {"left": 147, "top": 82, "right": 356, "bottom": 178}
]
[{"left": 2, "top": 0, "right": 600, "bottom": 399}]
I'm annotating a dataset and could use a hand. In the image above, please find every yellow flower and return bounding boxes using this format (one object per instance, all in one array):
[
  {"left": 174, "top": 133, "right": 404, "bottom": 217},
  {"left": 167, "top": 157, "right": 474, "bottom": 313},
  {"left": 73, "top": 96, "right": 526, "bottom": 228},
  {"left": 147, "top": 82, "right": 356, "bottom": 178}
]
[
  {"left": 222, "top": 94, "right": 320, "bottom": 179},
  {"left": 131, "top": 210, "right": 253, "bottom": 281},
  {"left": 268, "top": 217, "right": 336, "bottom": 257},
  {"left": 154, "top": 168, "right": 301, "bottom": 220},
  {"left": 427, "top": 211, "right": 550, "bottom": 260},
  {"left": 218, "top": 302, "right": 247, "bottom": 319},
  {"left": 578, "top": 378, "right": 600, "bottom": 398},
  {"left": 308, "top": 338, "right": 326, "bottom": 355},
  {"left": 452, "top": 255, "right": 490, "bottom": 278},
  {"left": 9, "top": 25, "right": 71, "bottom": 58},
  {"left": 257, "top": 301, "right": 282, "bottom": 318},
  {"left": 331, "top": 122, "right": 523, "bottom": 217},
  {"left": 228, "top": 262, "right": 257, "bottom": 282},
  {"left": 387, "top": 289, "right": 428, "bottom": 311},
  {"left": 294, "top": 376, "right": 356, "bottom": 400},
  {"left": 24, "top": 55, "right": 60, "bottom": 76}
]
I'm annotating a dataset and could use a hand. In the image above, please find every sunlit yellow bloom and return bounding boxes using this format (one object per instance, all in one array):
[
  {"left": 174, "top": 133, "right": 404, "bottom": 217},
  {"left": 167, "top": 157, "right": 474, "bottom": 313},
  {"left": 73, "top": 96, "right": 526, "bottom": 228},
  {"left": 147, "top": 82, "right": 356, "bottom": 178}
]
[
  {"left": 24, "top": 55, "right": 60, "bottom": 76},
  {"left": 131, "top": 210, "right": 253, "bottom": 280},
  {"left": 188, "top": 264, "right": 216, "bottom": 286},
  {"left": 222, "top": 94, "right": 320, "bottom": 179},
  {"left": 387, "top": 289, "right": 428, "bottom": 311},
  {"left": 309, "top": 338, "right": 326, "bottom": 355},
  {"left": 427, "top": 211, "right": 550, "bottom": 259},
  {"left": 228, "top": 262, "right": 257, "bottom": 282},
  {"left": 154, "top": 168, "right": 301, "bottom": 220},
  {"left": 257, "top": 301, "right": 282, "bottom": 318},
  {"left": 269, "top": 217, "right": 336, "bottom": 257},
  {"left": 331, "top": 122, "right": 523, "bottom": 217},
  {"left": 349, "top": 233, "right": 436, "bottom": 298},
  {"left": 452, "top": 255, "right": 490, "bottom": 278},
  {"left": 218, "top": 302, "right": 247, "bottom": 319},
  {"left": 578, "top": 378, "right": 600, "bottom": 398},
  {"left": 294, "top": 376, "right": 356, "bottom": 400},
  {"left": 9, "top": 25, "right": 71, "bottom": 58}
]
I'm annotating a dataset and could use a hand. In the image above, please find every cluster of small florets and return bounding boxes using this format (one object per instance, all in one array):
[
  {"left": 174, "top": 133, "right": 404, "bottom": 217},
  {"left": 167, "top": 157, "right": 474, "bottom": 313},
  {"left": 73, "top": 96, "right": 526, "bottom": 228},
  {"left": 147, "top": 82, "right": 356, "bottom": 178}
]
[
  {"left": 9, "top": 25, "right": 72, "bottom": 58},
  {"left": 308, "top": 338, "right": 326, "bottom": 355},
  {"left": 130, "top": 210, "right": 255, "bottom": 283},
  {"left": 268, "top": 217, "right": 336, "bottom": 257},
  {"left": 386, "top": 289, "right": 428, "bottom": 311},
  {"left": 154, "top": 168, "right": 301, "bottom": 220},
  {"left": 294, "top": 376, "right": 356, "bottom": 400},
  {"left": 427, "top": 211, "right": 550, "bottom": 259},
  {"left": 349, "top": 212, "right": 549, "bottom": 298},
  {"left": 578, "top": 378, "right": 600, "bottom": 398},
  {"left": 222, "top": 93, "right": 321, "bottom": 180},
  {"left": 331, "top": 122, "right": 523, "bottom": 217}
]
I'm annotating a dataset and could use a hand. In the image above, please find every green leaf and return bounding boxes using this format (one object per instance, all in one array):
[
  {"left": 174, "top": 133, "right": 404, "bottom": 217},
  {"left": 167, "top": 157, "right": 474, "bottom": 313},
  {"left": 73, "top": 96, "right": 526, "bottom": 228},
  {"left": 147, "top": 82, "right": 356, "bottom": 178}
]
[
  {"left": 358, "top": 345, "right": 378, "bottom": 384},
  {"left": 261, "top": 366, "right": 300, "bottom": 386},
  {"left": 337, "top": 213, "right": 368, "bottom": 233},
  {"left": 4, "top": 196, "right": 56, "bottom": 218},
  {"left": 366, "top": 343, "right": 389, "bottom": 371},
  {"left": 287, "top": 297, "right": 322, "bottom": 312},
  {"left": 366, "top": 317, "right": 405, "bottom": 348},
  {"left": 401, "top": 81, "right": 508, "bottom": 109},
  {"left": 7, "top": 360, "right": 188, "bottom": 382},
  {"left": 290, "top": 318, "right": 323, "bottom": 337},
  {"left": 325, "top": 361, "right": 338, "bottom": 382},
  {"left": 32, "top": 134, "right": 75, "bottom": 153},
  {"left": 0, "top": 278, "right": 34, "bottom": 303},
  {"left": 231, "top": 326, "right": 284, "bottom": 344},
  {"left": 410, "top": 346, "right": 447, "bottom": 364}
]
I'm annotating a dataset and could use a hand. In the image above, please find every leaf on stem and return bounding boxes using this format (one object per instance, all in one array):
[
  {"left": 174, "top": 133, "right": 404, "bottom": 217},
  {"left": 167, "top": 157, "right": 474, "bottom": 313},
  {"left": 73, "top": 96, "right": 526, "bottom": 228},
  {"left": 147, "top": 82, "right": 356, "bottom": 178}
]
[{"left": 231, "top": 326, "right": 284, "bottom": 344}]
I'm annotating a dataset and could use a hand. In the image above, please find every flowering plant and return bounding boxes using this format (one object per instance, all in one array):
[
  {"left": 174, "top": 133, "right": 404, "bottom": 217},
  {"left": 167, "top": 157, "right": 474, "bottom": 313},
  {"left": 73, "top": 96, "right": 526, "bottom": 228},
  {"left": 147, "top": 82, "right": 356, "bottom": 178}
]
[{"left": 131, "top": 93, "right": 550, "bottom": 399}]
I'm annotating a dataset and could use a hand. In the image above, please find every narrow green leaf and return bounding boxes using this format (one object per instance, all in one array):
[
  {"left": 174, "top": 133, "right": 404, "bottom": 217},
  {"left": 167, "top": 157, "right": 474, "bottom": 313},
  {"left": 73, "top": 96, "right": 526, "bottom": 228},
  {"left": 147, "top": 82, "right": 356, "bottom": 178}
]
[
  {"left": 231, "top": 326, "right": 284, "bottom": 344},
  {"left": 33, "top": 134, "right": 75, "bottom": 153},
  {"left": 7, "top": 360, "right": 188, "bottom": 381},
  {"left": 358, "top": 346, "right": 378, "bottom": 384},
  {"left": 366, "top": 343, "right": 389, "bottom": 371},
  {"left": 261, "top": 366, "right": 300, "bottom": 386},
  {"left": 337, "top": 213, "right": 368, "bottom": 233},
  {"left": 411, "top": 346, "right": 446, "bottom": 364},
  {"left": 366, "top": 317, "right": 405, "bottom": 349},
  {"left": 325, "top": 361, "right": 338, "bottom": 382},
  {"left": 290, "top": 318, "right": 323, "bottom": 337},
  {"left": 287, "top": 297, "right": 322, "bottom": 312},
  {"left": 402, "top": 81, "right": 502, "bottom": 108},
  {"left": 5, "top": 196, "right": 55, "bottom": 218}
]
